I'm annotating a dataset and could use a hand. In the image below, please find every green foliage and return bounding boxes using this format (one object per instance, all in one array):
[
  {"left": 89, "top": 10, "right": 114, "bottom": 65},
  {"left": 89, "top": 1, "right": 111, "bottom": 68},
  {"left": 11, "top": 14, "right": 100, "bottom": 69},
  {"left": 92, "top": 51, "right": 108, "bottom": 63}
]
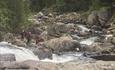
[
  {"left": 0, "top": 0, "right": 30, "bottom": 33},
  {"left": 90, "top": 0, "right": 113, "bottom": 11},
  {"left": 29, "top": 0, "right": 92, "bottom": 12},
  {"left": 29, "top": 0, "right": 56, "bottom": 12}
]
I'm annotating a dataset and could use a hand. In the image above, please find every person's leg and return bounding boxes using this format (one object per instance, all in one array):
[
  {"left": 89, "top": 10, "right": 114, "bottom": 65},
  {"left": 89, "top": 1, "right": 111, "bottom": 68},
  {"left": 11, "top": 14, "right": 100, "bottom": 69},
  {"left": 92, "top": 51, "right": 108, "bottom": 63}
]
[{"left": 27, "top": 38, "right": 31, "bottom": 44}]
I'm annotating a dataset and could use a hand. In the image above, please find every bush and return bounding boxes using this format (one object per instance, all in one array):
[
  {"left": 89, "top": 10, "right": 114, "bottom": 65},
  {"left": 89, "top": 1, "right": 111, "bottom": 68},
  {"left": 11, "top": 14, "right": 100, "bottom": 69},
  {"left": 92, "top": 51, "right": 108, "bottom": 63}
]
[{"left": 0, "top": 0, "right": 30, "bottom": 33}]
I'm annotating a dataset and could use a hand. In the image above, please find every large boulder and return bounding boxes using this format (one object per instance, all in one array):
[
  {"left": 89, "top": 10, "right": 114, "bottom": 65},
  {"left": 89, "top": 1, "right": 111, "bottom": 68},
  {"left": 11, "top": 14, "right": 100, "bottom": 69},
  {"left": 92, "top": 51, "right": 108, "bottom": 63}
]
[
  {"left": 47, "top": 22, "right": 77, "bottom": 40},
  {"left": 98, "top": 7, "right": 112, "bottom": 27},
  {"left": 87, "top": 7, "right": 112, "bottom": 28},
  {"left": 87, "top": 11, "right": 99, "bottom": 26},
  {"left": 47, "top": 22, "right": 68, "bottom": 39},
  {"left": 47, "top": 23, "right": 67, "bottom": 36},
  {"left": 0, "top": 54, "right": 16, "bottom": 61},
  {"left": 31, "top": 47, "right": 52, "bottom": 59},
  {"left": 44, "top": 36, "right": 81, "bottom": 53}
]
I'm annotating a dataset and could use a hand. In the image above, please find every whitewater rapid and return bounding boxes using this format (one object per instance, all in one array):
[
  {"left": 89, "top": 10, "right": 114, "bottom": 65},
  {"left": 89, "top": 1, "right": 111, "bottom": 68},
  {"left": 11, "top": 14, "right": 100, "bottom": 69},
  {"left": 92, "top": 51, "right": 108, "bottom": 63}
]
[
  {"left": 0, "top": 42, "right": 85, "bottom": 63},
  {"left": 0, "top": 25, "right": 99, "bottom": 63},
  {"left": 0, "top": 42, "right": 39, "bottom": 62}
]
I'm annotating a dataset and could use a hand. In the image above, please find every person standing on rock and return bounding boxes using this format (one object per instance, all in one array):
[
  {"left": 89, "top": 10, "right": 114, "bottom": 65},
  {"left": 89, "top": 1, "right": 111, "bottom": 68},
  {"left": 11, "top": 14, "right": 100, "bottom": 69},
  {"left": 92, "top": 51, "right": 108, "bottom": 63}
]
[
  {"left": 21, "top": 30, "right": 26, "bottom": 40},
  {"left": 25, "top": 32, "right": 32, "bottom": 44}
]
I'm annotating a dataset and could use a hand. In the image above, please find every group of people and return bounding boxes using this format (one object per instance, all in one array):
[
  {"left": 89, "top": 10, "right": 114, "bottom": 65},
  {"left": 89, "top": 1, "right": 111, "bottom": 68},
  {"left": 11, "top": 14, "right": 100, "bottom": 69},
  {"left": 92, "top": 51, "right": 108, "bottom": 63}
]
[{"left": 21, "top": 30, "right": 44, "bottom": 45}]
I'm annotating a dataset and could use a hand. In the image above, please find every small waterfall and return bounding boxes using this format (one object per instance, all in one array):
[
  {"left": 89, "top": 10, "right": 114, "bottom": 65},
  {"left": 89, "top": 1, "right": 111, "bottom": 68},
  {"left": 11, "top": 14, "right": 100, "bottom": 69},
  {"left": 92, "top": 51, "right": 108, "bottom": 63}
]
[{"left": 0, "top": 42, "right": 39, "bottom": 62}]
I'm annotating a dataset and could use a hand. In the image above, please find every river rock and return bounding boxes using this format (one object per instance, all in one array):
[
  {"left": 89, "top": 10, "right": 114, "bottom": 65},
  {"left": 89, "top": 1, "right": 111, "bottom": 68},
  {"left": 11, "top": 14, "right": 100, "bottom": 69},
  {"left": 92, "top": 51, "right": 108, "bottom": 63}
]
[
  {"left": 44, "top": 36, "right": 81, "bottom": 53},
  {"left": 32, "top": 47, "right": 52, "bottom": 59},
  {"left": 47, "top": 22, "right": 67, "bottom": 39},
  {"left": 12, "top": 38, "right": 27, "bottom": 47},
  {"left": 0, "top": 54, "right": 16, "bottom": 61},
  {"left": 111, "top": 37, "right": 115, "bottom": 44},
  {"left": 87, "top": 11, "right": 99, "bottom": 26},
  {"left": 47, "top": 22, "right": 78, "bottom": 40},
  {"left": 98, "top": 7, "right": 112, "bottom": 27}
]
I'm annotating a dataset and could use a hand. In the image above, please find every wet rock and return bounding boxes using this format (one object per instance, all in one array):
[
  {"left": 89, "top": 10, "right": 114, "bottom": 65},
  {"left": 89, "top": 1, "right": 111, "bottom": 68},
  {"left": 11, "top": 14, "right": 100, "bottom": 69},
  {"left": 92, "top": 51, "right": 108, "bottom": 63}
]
[
  {"left": 32, "top": 47, "right": 52, "bottom": 59},
  {"left": 90, "top": 54, "right": 115, "bottom": 61},
  {"left": 44, "top": 36, "right": 81, "bottom": 53},
  {"left": 0, "top": 54, "right": 16, "bottom": 61}
]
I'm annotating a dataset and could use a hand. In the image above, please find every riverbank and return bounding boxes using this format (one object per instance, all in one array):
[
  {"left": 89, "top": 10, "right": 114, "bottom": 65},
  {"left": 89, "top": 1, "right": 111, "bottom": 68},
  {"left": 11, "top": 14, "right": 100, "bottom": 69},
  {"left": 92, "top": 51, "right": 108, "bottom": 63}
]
[{"left": 0, "top": 60, "right": 115, "bottom": 70}]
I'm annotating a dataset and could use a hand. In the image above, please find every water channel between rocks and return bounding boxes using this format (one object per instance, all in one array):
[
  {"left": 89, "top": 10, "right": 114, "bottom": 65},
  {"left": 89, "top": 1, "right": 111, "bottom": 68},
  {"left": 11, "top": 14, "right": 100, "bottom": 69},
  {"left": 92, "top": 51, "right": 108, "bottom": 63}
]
[{"left": 0, "top": 36, "right": 97, "bottom": 63}]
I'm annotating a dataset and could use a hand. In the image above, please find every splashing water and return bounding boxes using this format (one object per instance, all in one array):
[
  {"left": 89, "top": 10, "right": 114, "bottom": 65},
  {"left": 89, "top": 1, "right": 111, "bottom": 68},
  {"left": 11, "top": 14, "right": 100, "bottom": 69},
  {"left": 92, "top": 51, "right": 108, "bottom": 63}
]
[
  {"left": 0, "top": 42, "right": 39, "bottom": 62},
  {"left": 0, "top": 42, "right": 83, "bottom": 63},
  {"left": 40, "top": 52, "right": 83, "bottom": 63},
  {"left": 80, "top": 37, "right": 98, "bottom": 45},
  {"left": 77, "top": 25, "right": 90, "bottom": 32}
]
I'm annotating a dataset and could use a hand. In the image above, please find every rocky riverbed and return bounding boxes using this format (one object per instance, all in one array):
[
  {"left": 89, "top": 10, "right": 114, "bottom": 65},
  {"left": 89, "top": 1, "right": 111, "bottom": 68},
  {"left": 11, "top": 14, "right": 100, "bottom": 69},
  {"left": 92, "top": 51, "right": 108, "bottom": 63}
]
[{"left": 0, "top": 7, "right": 115, "bottom": 70}]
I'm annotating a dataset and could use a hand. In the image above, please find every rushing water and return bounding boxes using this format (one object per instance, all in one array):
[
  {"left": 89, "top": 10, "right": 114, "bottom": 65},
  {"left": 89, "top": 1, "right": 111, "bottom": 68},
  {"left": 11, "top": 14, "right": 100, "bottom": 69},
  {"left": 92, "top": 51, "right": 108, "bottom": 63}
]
[
  {"left": 77, "top": 24, "right": 90, "bottom": 32},
  {"left": 0, "top": 42, "right": 39, "bottom": 62},
  {"left": 0, "top": 25, "right": 100, "bottom": 63},
  {"left": 80, "top": 37, "right": 98, "bottom": 45},
  {"left": 0, "top": 42, "right": 84, "bottom": 63},
  {"left": 41, "top": 52, "right": 83, "bottom": 63}
]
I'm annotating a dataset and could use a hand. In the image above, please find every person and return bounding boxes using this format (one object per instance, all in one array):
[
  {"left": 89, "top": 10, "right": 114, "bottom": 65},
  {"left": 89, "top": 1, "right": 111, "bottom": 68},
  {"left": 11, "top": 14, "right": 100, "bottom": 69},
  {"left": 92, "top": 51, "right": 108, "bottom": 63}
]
[
  {"left": 35, "top": 35, "right": 44, "bottom": 45},
  {"left": 20, "top": 30, "right": 26, "bottom": 40},
  {"left": 25, "top": 32, "right": 32, "bottom": 44}
]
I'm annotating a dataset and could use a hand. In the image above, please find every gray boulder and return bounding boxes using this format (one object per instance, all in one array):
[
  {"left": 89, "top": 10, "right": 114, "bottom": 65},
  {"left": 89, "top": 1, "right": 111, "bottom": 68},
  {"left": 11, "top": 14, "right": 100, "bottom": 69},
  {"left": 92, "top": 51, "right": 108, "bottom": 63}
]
[
  {"left": 87, "top": 11, "right": 99, "bottom": 26},
  {"left": 44, "top": 36, "right": 81, "bottom": 53},
  {"left": 0, "top": 54, "right": 16, "bottom": 61},
  {"left": 98, "top": 7, "right": 112, "bottom": 27},
  {"left": 32, "top": 47, "right": 52, "bottom": 59}
]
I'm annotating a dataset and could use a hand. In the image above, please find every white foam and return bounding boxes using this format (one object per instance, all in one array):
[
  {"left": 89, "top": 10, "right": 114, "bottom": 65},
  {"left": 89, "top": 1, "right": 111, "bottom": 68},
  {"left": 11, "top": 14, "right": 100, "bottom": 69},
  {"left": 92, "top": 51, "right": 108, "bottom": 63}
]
[
  {"left": 0, "top": 42, "right": 83, "bottom": 63},
  {"left": 0, "top": 42, "right": 39, "bottom": 62},
  {"left": 80, "top": 37, "right": 98, "bottom": 45},
  {"left": 77, "top": 25, "right": 90, "bottom": 32},
  {"left": 41, "top": 52, "right": 82, "bottom": 63}
]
